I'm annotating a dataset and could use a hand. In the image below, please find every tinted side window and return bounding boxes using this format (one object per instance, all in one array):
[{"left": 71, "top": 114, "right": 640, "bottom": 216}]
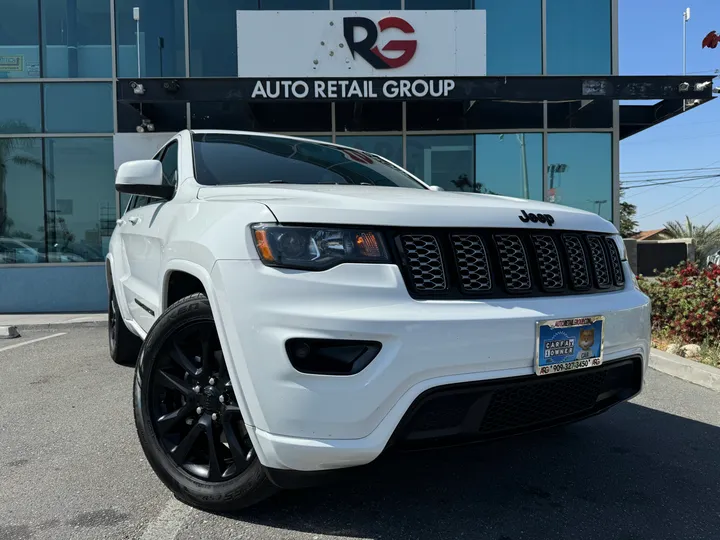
[{"left": 160, "top": 142, "right": 179, "bottom": 187}]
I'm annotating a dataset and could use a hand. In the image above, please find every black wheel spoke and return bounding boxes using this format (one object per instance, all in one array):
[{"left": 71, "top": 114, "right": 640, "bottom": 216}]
[
  {"left": 157, "top": 403, "right": 193, "bottom": 435},
  {"left": 156, "top": 370, "right": 192, "bottom": 396},
  {"left": 170, "top": 422, "right": 204, "bottom": 464},
  {"left": 169, "top": 342, "right": 200, "bottom": 376},
  {"left": 203, "top": 417, "right": 224, "bottom": 481},
  {"left": 222, "top": 413, "right": 250, "bottom": 464}
]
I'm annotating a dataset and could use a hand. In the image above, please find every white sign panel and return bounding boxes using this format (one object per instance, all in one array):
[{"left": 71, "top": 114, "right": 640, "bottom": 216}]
[{"left": 237, "top": 10, "right": 486, "bottom": 78}]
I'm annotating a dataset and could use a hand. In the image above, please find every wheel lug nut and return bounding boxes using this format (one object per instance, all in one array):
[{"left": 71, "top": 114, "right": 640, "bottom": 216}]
[
  {"left": 193, "top": 385, "right": 201, "bottom": 393},
  {"left": 196, "top": 407, "right": 202, "bottom": 415},
  {"left": 211, "top": 413, "right": 218, "bottom": 421},
  {"left": 219, "top": 395, "right": 225, "bottom": 404},
  {"left": 185, "top": 418, "right": 193, "bottom": 425},
  {"left": 209, "top": 378, "right": 216, "bottom": 386}
]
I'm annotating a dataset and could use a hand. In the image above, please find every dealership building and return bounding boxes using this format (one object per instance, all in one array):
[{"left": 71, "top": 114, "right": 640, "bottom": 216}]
[{"left": 0, "top": 0, "right": 713, "bottom": 313}]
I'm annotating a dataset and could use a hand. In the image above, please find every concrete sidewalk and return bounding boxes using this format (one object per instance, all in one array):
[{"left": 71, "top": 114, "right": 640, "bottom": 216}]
[{"left": 0, "top": 313, "right": 106, "bottom": 330}]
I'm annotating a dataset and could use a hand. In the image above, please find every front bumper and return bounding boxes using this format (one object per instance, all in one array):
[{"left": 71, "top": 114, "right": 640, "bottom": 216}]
[{"left": 209, "top": 260, "right": 650, "bottom": 472}]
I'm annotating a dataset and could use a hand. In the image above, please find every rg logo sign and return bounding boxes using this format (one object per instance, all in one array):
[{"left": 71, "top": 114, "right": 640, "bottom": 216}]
[{"left": 343, "top": 16, "right": 417, "bottom": 69}]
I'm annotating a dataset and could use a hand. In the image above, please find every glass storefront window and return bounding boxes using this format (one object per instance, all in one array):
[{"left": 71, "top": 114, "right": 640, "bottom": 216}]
[
  {"left": 406, "top": 135, "right": 474, "bottom": 191},
  {"left": 0, "top": 85, "right": 42, "bottom": 133},
  {"left": 477, "top": 0, "right": 541, "bottom": 75},
  {"left": 546, "top": 133, "right": 612, "bottom": 220},
  {"left": 405, "top": 0, "right": 471, "bottom": 8},
  {"left": 0, "top": 0, "right": 41, "bottom": 79},
  {"left": 44, "top": 138, "right": 115, "bottom": 262},
  {"left": 335, "top": 135, "right": 402, "bottom": 166},
  {"left": 44, "top": 83, "right": 113, "bottom": 133},
  {"left": 116, "top": 0, "right": 185, "bottom": 77},
  {"left": 475, "top": 133, "right": 543, "bottom": 199},
  {"left": 41, "top": 0, "right": 112, "bottom": 78},
  {"left": 191, "top": 0, "right": 329, "bottom": 77},
  {"left": 334, "top": 0, "right": 400, "bottom": 8},
  {"left": 0, "top": 138, "right": 46, "bottom": 264},
  {"left": 547, "top": 0, "right": 611, "bottom": 75}
]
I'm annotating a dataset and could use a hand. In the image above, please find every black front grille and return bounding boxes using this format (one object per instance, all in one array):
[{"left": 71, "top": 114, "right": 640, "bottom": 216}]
[
  {"left": 392, "top": 357, "right": 642, "bottom": 448},
  {"left": 396, "top": 229, "right": 625, "bottom": 299}
]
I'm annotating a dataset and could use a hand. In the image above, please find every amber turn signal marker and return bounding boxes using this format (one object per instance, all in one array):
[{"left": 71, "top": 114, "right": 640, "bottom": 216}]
[
  {"left": 254, "top": 229, "right": 275, "bottom": 262},
  {"left": 356, "top": 232, "right": 382, "bottom": 258}
]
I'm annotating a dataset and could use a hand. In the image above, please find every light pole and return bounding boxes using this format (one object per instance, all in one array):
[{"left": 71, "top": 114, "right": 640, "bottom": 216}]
[
  {"left": 683, "top": 7, "right": 691, "bottom": 76},
  {"left": 133, "top": 7, "right": 141, "bottom": 77}
]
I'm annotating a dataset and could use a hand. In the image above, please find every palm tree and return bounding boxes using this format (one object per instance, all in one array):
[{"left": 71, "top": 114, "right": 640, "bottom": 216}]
[
  {"left": 664, "top": 216, "right": 720, "bottom": 265},
  {"left": 0, "top": 121, "right": 47, "bottom": 237}
]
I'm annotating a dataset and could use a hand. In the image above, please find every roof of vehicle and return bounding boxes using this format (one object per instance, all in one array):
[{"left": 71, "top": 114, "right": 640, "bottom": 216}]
[{"left": 189, "top": 130, "right": 369, "bottom": 154}]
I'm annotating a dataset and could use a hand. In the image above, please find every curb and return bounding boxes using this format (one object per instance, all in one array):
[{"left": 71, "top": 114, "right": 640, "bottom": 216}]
[
  {"left": 14, "top": 320, "right": 107, "bottom": 331},
  {"left": 649, "top": 348, "right": 720, "bottom": 392}
]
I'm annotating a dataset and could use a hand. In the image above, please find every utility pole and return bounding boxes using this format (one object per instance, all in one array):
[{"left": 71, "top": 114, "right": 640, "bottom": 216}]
[{"left": 683, "top": 7, "right": 691, "bottom": 112}]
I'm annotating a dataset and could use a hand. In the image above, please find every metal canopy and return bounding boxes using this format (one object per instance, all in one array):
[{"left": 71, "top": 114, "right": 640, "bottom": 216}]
[{"left": 117, "top": 75, "right": 714, "bottom": 103}]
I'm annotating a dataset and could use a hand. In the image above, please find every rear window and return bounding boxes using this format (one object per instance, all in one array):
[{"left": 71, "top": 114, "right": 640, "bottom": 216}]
[{"left": 192, "top": 133, "right": 425, "bottom": 189}]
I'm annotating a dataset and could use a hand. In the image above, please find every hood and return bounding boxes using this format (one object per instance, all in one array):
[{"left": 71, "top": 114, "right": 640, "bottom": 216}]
[{"left": 196, "top": 184, "right": 616, "bottom": 233}]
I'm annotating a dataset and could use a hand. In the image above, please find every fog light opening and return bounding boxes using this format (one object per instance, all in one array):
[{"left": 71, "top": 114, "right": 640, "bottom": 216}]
[{"left": 285, "top": 339, "right": 382, "bottom": 376}]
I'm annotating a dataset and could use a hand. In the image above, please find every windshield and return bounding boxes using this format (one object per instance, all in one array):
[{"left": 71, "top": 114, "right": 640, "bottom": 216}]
[{"left": 192, "top": 133, "right": 425, "bottom": 189}]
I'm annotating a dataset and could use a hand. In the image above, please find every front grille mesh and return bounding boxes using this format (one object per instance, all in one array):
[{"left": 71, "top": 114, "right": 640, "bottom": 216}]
[
  {"left": 587, "top": 235, "right": 611, "bottom": 288},
  {"left": 451, "top": 235, "right": 492, "bottom": 292},
  {"left": 398, "top": 229, "right": 623, "bottom": 297},
  {"left": 494, "top": 235, "right": 532, "bottom": 292},
  {"left": 604, "top": 237, "right": 625, "bottom": 285},
  {"left": 531, "top": 235, "right": 564, "bottom": 290},
  {"left": 399, "top": 235, "right": 446, "bottom": 291},
  {"left": 563, "top": 235, "right": 591, "bottom": 290}
]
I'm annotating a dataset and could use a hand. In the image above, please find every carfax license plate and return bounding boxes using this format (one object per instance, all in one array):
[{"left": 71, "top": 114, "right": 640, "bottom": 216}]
[{"left": 535, "top": 316, "right": 604, "bottom": 376}]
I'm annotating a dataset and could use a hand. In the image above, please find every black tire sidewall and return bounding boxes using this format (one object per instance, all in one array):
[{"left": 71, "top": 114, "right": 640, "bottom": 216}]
[{"left": 133, "top": 294, "right": 274, "bottom": 511}]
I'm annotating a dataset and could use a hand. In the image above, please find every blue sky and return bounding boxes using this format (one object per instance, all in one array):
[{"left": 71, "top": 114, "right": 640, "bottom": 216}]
[{"left": 620, "top": 0, "right": 720, "bottom": 230}]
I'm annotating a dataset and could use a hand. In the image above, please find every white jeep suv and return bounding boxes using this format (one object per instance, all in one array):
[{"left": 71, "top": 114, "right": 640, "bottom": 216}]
[{"left": 107, "top": 130, "right": 650, "bottom": 511}]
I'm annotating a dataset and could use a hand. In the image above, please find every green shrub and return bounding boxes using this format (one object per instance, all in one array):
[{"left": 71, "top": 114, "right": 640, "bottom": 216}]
[{"left": 639, "top": 262, "right": 720, "bottom": 344}]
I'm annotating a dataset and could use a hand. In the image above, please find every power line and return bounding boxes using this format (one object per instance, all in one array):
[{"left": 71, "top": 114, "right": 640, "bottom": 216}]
[
  {"left": 636, "top": 158, "right": 720, "bottom": 219},
  {"left": 621, "top": 166, "right": 720, "bottom": 175}
]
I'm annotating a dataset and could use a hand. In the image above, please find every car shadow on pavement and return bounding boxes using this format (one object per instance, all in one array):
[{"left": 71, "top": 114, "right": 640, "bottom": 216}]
[{"left": 228, "top": 403, "right": 720, "bottom": 540}]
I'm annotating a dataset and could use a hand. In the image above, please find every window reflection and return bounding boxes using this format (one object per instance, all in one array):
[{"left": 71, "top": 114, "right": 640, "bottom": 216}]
[
  {"left": 41, "top": 0, "right": 112, "bottom": 78},
  {"left": 44, "top": 83, "right": 113, "bottom": 133},
  {"left": 406, "top": 135, "right": 474, "bottom": 191},
  {"left": 405, "top": 0, "right": 471, "bottom": 8},
  {"left": 547, "top": 0, "right": 611, "bottom": 75},
  {"left": 190, "top": 0, "right": 329, "bottom": 77},
  {"left": 44, "top": 138, "right": 115, "bottom": 262},
  {"left": 475, "top": 134, "right": 543, "bottom": 199},
  {"left": 0, "top": 0, "right": 40, "bottom": 78},
  {"left": 476, "top": 0, "right": 541, "bottom": 75},
  {"left": 0, "top": 84, "right": 42, "bottom": 133},
  {"left": 334, "top": 0, "right": 400, "bottom": 8},
  {"left": 335, "top": 136, "right": 402, "bottom": 166},
  {"left": 547, "top": 133, "right": 612, "bottom": 220},
  {"left": 0, "top": 138, "right": 46, "bottom": 264},
  {"left": 116, "top": 0, "right": 185, "bottom": 77}
]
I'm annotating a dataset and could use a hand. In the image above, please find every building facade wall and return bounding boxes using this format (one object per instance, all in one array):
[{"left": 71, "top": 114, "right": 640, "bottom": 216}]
[{"left": 0, "top": 0, "right": 616, "bottom": 313}]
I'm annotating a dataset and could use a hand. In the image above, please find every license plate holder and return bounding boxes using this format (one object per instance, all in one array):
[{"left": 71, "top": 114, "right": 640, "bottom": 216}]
[{"left": 535, "top": 316, "right": 604, "bottom": 376}]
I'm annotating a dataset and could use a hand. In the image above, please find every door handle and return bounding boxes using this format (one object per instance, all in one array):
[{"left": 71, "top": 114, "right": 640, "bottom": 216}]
[
  {"left": 116, "top": 219, "right": 126, "bottom": 226},
  {"left": 128, "top": 217, "right": 141, "bottom": 225}
]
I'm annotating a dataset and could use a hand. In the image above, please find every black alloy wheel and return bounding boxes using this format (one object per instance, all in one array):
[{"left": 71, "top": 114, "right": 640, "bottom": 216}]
[
  {"left": 108, "top": 286, "right": 142, "bottom": 365},
  {"left": 149, "top": 321, "right": 255, "bottom": 481},
  {"left": 134, "top": 293, "right": 276, "bottom": 511},
  {"left": 108, "top": 294, "right": 118, "bottom": 353}
]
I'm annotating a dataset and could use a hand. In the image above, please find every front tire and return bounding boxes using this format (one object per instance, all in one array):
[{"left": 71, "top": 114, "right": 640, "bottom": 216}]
[
  {"left": 133, "top": 293, "right": 276, "bottom": 511},
  {"left": 109, "top": 287, "right": 142, "bottom": 366}
]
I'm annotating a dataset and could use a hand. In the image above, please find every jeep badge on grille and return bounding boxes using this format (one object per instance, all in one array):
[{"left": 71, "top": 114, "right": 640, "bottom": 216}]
[{"left": 519, "top": 210, "right": 555, "bottom": 226}]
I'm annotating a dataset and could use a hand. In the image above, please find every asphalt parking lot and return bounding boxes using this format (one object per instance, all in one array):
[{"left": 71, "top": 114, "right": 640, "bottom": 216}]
[{"left": 1, "top": 327, "right": 719, "bottom": 540}]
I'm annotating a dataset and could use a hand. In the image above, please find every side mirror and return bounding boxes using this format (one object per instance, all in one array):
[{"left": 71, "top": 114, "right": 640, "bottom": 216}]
[
  {"left": 428, "top": 185, "right": 444, "bottom": 192},
  {"left": 115, "top": 160, "right": 174, "bottom": 199}
]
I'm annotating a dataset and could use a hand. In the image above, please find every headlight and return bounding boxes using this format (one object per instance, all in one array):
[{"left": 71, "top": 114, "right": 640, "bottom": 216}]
[
  {"left": 252, "top": 224, "right": 390, "bottom": 270},
  {"left": 609, "top": 234, "right": 628, "bottom": 261}
]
